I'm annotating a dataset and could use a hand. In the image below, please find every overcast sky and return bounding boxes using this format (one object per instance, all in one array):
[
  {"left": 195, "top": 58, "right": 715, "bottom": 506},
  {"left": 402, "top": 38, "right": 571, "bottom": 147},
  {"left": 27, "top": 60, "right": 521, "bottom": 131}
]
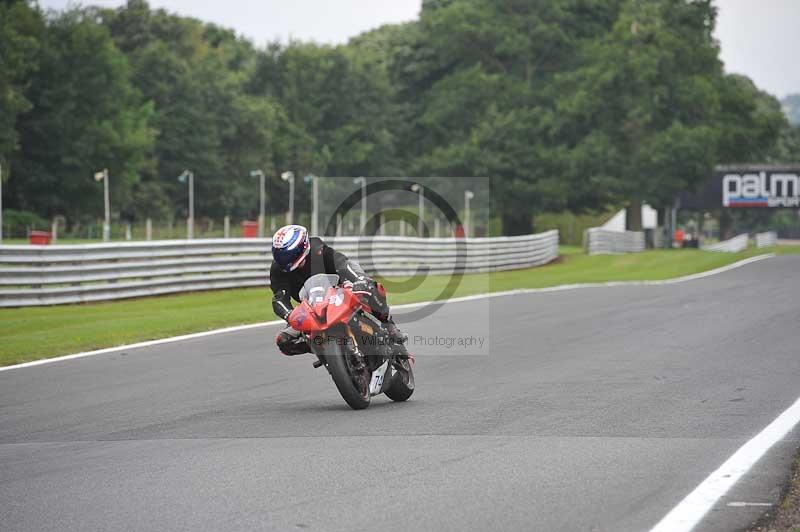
[{"left": 39, "top": 0, "right": 800, "bottom": 98}]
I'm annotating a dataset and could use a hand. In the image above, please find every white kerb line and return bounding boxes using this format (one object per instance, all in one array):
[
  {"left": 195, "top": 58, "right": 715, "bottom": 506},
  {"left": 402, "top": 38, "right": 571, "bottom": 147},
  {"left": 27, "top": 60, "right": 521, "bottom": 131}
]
[{"left": 649, "top": 395, "right": 800, "bottom": 532}]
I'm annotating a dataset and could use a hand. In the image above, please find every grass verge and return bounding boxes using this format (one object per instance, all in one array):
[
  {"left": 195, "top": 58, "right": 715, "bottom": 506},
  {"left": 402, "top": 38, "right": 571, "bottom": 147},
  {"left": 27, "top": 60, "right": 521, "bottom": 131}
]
[{"left": 1, "top": 246, "right": 797, "bottom": 367}]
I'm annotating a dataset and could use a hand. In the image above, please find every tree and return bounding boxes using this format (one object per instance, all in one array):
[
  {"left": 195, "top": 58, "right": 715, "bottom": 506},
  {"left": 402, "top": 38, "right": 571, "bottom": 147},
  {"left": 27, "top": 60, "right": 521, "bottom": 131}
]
[
  {"left": 391, "top": 0, "right": 621, "bottom": 234},
  {"left": 0, "top": 0, "right": 42, "bottom": 158},
  {"left": 11, "top": 8, "right": 154, "bottom": 223},
  {"left": 101, "top": 0, "right": 288, "bottom": 220},
  {"left": 553, "top": 0, "right": 727, "bottom": 229}
]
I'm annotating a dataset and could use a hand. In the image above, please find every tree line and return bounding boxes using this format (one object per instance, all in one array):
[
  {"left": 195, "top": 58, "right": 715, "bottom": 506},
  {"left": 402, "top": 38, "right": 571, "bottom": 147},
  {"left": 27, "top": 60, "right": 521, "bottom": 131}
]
[{"left": 1, "top": 0, "right": 797, "bottom": 236}]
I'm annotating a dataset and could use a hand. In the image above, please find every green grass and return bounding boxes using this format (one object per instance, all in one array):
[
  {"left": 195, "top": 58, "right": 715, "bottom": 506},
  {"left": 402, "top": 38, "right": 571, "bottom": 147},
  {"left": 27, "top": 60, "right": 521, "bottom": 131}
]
[{"left": 1, "top": 246, "right": 797, "bottom": 367}]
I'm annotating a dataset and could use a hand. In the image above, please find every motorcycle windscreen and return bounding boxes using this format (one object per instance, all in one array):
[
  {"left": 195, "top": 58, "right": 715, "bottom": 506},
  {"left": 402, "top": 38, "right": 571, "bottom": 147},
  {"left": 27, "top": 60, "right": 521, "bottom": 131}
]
[{"left": 298, "top": 273, "right": 340, "bottom": 304}]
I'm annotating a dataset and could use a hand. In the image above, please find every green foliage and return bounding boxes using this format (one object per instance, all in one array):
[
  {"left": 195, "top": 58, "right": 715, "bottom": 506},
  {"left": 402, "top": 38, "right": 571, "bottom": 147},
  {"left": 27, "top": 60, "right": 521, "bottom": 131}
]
[
  {"left": 536, "top": 209, "right": 619, "bottom": 246},
  {"left": 10, "top": 7, "right": 154, "bottom": 221},
  {"left": 1, "top": 208, "right": 47, "bottom": 236},
  {"left": 0, "top": 0, "right": 42, "bottom": 156}
]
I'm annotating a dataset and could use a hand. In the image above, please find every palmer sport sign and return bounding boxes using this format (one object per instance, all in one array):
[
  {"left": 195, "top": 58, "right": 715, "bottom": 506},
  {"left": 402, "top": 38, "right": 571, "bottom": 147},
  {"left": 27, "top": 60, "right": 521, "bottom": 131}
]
[
  {"left": 722, "top": 170, "right": 800, "bottom": 208},
  {"left": 681, "top": 166, "right": 800, "bottom": 210}
]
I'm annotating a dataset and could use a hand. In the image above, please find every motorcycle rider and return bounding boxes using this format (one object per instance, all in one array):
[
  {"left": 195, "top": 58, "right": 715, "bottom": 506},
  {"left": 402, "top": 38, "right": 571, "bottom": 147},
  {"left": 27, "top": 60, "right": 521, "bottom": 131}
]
[{"left": 269, "top": 224, "right": 409, "bottom": 358}]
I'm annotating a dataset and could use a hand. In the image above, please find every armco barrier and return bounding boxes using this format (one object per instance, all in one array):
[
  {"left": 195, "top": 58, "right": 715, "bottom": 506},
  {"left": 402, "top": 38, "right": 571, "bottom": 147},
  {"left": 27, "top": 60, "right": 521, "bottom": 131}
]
[
  {"left": 0, "top": 231, "right": 559, "bottom": 307},
  {"left": 584, "top": 228, "right": 645, "bottom": 255},
  {"left": 703, "top": 234, "right": 749, "bottom": 253},
  {"left": 755, "top": 231, "right": 777, "bottom": 248}
]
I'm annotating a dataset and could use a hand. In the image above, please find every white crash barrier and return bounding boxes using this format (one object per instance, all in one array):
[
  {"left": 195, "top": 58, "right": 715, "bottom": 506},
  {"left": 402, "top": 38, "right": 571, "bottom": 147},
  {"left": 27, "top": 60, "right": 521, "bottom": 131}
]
[
  {"left": 0, "top": 231, "right": 559, "bottom": 307},
  {"left": 584, "top": 228, "right": 645, "bottom": 255},
  {"left": 703, "top": 234, "right": 749, "bottom": 253},
  {"left": 754, "top": 231, "right": 777, "bottom": 248}
]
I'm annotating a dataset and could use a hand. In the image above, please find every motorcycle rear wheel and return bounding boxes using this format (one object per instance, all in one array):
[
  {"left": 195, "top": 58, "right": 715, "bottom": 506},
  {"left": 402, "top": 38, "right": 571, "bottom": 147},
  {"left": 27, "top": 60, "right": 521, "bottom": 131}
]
[{"left": 325, "top": 335, "right": 371, "bottom": 410}]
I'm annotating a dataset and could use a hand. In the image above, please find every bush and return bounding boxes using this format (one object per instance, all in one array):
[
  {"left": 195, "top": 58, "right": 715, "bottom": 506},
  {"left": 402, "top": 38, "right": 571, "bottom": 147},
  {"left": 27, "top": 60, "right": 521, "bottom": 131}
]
[
  {"left": 536, "top": 209, "right": 619, "bottom": 246},
  {"left": 2, "top": 209, "right": 48, "bottom": 238}
]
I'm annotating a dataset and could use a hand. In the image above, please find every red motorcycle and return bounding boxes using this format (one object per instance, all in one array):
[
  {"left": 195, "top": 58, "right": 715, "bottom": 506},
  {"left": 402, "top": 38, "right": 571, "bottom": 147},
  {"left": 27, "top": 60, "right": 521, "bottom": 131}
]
[{"left": 288, "top": 274, "right": 415, "bottom": 410}]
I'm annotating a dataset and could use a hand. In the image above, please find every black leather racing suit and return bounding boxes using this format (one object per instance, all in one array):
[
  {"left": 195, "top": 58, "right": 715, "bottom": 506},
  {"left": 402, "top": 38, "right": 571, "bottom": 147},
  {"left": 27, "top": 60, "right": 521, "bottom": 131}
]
[{"left": 270, "top": 237, "right": 393, "bottom": 355}]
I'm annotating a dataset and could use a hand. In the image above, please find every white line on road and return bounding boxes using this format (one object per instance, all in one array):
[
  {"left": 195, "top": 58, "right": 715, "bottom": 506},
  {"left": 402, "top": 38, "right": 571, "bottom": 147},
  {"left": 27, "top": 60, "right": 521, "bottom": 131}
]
[
  {"left": 649, "top": 395, "right": 800, "bottom": 532},
  {"left": 395, "top": 253, "right": 776, "bottom": 309},
  {"left": 0, "top": 253, "right": 775, "bottom": 373},
  {"left": 725, "top": 502, "right": 773, "bottom": 507},
  {"left": 0, "top": 321, "right": 283, "bottom": 373}
]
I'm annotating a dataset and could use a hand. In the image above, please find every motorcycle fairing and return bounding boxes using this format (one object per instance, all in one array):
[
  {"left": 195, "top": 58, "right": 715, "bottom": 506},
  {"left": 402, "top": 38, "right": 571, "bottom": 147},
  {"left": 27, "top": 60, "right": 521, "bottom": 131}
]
[{"left": 289, "top": 285, "right": 371, "bottom": 334}]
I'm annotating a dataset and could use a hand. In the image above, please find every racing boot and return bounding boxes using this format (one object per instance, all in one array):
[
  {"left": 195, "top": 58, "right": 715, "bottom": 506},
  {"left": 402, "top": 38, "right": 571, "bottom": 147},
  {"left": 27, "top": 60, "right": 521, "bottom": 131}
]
[
  {"left": 382, "top": 317, "right": 414, "bottom": 366},
  {"left": 276, "top": 327, "right": 311, "bottom": 356},
  {"left": 382, "top": 317, "right": 408, "bottom": 346}
]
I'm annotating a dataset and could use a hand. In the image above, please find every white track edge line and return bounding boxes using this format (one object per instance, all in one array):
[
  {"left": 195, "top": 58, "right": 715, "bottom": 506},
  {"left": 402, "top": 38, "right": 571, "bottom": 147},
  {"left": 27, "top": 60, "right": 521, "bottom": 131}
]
[
  {"left": 0, "top": 321, "right": 284, "bottom": 373},
  {"left": 649, "top": 395, "right": 800, "bottom": 532},
  {"left": 394, "top": 253, "right": 775, "bottom": 309},
  {"left": 0, "top": 253, "right": 775, "bottom": 373}
]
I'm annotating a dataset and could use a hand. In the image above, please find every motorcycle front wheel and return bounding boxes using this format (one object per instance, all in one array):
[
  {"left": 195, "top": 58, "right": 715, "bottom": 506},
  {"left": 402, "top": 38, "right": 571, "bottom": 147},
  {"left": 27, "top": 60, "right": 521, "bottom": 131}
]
[
  {"left": 385, "top": 357, "right": 414, "bottom": 402},
  {"left": 324, "top": 334, "right": 371, "bottom": 410}
]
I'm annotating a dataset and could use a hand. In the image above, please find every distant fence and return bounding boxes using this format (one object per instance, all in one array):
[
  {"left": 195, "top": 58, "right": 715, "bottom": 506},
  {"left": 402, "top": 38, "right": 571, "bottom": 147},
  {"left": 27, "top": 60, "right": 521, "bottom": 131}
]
[
  {"left": 754, "top": 231, "right": 777, "bottom": 248},
  {"left": 0, "top": 231, "right": 559, "bottom": 307},
  {"left": 584, "top": 228, "right": 645, "bottom": 255},
  {"left": 703, "top": 234, "right": 749, "bottom": 253}
]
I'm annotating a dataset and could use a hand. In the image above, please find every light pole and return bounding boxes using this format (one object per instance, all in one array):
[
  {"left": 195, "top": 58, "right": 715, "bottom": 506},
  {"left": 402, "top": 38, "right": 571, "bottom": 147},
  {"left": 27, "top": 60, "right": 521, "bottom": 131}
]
[
  {"left": 353, "top": 177, "right": 367, "bottom": 234},
  {"left": 313, "top": 175, "right": 319, "bottom": 236},
  {"left": 411, "top": 183, "right": 424, "bottom": 237},
  {"left": 281, "top": 171, "right": 295, "bottom": 225},
  {"left": 94, "top": 168, "right": 111, "bottom": 241},
  {"left": 464, "top": 190, "right": 474, "bottom": 238},
  {"left": 250, "top": 169, "right": 266, "bottom": 237},
  {"left": 304, "top": 174, "right": 319, "bottom": 236},
  {"left": 178, "top": 170, "right": 194, "bottom": 239}
]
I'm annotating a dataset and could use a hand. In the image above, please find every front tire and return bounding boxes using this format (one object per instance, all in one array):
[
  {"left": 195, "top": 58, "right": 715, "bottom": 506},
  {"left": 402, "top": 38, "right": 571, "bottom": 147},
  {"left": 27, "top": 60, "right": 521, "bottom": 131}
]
[
  {"left": 325, "top": 335, "right": 371, "bottom": 410},
  {"left": 385, "top": 358, "right": 414, "bottom": 402}
]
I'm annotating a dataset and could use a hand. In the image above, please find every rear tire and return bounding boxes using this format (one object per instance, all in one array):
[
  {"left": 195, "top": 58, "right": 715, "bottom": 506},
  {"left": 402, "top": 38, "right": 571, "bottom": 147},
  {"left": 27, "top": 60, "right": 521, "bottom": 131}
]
[
  {"left": 325, "top": 336, "right": 371, "bottom": 410},
  {"left": 385, "top": 359, "right": 414, "bottom": 402}
]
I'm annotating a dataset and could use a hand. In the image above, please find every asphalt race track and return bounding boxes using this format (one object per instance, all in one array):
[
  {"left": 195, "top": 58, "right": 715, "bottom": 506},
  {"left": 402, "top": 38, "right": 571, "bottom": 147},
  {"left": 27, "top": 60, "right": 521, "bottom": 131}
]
[{"left": 1, "top": 256, "right": 799, "bottom": 532}]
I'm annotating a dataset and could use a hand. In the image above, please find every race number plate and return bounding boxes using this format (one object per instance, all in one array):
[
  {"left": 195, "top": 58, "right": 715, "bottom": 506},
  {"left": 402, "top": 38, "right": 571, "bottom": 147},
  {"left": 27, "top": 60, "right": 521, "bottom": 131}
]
[{"left": 369, "top": 361, "right": 390, "bottom": 396}]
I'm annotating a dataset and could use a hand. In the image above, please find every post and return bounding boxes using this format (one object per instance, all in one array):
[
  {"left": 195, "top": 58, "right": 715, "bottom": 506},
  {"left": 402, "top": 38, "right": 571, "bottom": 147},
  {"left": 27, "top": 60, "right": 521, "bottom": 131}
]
[
  {"left": 146, "top": 218, "right": 152, "bottom": 241},
  {"left": 464, "top": 190, "right": 474, "bottom": 238},
  {"left": 400, "top": 219, "right": 406, "bottom": 237},
  {"left": 311, "top": 175, "right": 319, "bottom": 236},
  {"left": 336, "top": 213, "right": 342, "bottom": 236},
  {"left": 289, "top": 177, "right": 294, "bottom": 225},
  {"left": 251, "top": 169, "right": 266, "bottom": 237},
  {"left": 417, "top": 185, "right": 425, "bottom": 236},
  {"left": 670, "top": 206, "right": 677, "bottom": 248},
  {"left": 188, "top": 171, "right": 194, "bottom": 239},
  {"left": 411, "top": 183, "right": 425, "bottom": 236},
  {"left": 224, "top": 215, "right": 230, "bottom": 238},
  {"left": 103, "top": 169, "right": 110, "bottom": 241},
  {"left": 0, "top": 162, "right": 3, "bottom": 243},
  {"left": 379, "top": 212, "right": 385, "bottom": 236},
  {"left": 125, "top": 223, "right": 132, "bottom": 241},
  {"left": 361, "top": 179, "right": 367, "bottom": 233},
  {"left": 51, "top": 219, "right": 58, "bottom": 243},
  {"left": 434, "top": 217, "right": 440, "bottom": 238}
]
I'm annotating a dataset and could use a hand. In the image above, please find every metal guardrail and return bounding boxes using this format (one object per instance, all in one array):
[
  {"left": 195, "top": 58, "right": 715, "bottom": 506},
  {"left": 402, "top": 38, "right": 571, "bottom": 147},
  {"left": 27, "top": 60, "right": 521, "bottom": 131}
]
[
  {"left": 754, "top": 231, "right": 777, "bottom": 248},
  {"left": 584, "top": 228, "right": 645, "bottom": 255},
  {"left": 703, "top": 234, "right": 749, "bottom": 253},
  {"left": 0, "top": 231, "right": 559, "bottom": 307}
]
